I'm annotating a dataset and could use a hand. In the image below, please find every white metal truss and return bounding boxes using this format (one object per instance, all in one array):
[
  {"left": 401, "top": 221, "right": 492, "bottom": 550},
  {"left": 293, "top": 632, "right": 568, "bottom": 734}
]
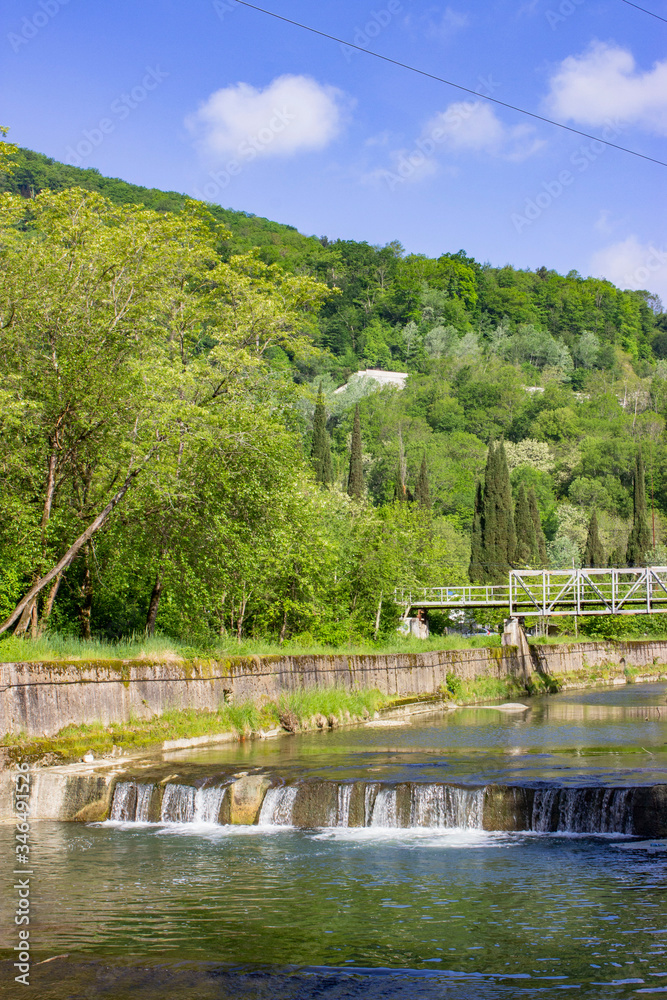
[{"left": 396, "top": 567, "right": 667, "bottom": 618}]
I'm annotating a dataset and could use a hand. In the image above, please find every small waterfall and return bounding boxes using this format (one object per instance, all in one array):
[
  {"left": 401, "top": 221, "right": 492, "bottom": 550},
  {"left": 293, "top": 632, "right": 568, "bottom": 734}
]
[
  {"left": 161, "top": 784, "right": 196, "bottom": 823},
  {"left": 370, "top": 787, "right": 399, "bottom": 827},
  {"left": 194, "top": 785, "right": 227, "bottom": 824},
  {"left": 110, "top": 781, "right": 137, "bottom": 822},
  {"left": 258, "top": 785, "right": 298, "bottom": 826},
  {"left": 531, "top": 787, "right": 635, "bottom": 834},
  {"left": 363, "top": 783, "right": 380, "bottom": 825},
  {"left": 135, "top": 784, "right": 154, "bottom": 822},
  {"left": 411, "top": 784, "right": 483, "bottom": 830},
  {"left": 336, "top": 784, "right": 352, "bottom": 827}
]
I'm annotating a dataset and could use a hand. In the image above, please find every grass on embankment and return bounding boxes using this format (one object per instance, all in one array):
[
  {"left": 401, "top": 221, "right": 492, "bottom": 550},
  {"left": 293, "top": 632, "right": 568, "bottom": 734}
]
[
  {"left": 1, "top": 687, "right": 390, "bottom": 765},
  {"left": 0, "top": 631, "right": 501, "bottom": 664}
]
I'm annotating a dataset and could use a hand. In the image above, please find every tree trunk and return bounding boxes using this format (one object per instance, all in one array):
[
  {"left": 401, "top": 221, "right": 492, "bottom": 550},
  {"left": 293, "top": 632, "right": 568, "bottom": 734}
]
[
  {"left": 236, "top": 586, "right": 250, "bottom": 642},
  {"left": 373, "top": 592, "right": 383, "bottom": 641},
  {"left": 145, "top": 570, "right": 163, "bottom": 636},
  {"left": 79, "top": 550, "right": 93, "bottom": 640},
  {"left": 0, "top": 452, "right": 154, "bottom": 635},
  {"left": 37, "top": 574, "right": 62, "bottom": 637},
  {"left": 13, "top": 599, "right": 36, "bottom": 637}
]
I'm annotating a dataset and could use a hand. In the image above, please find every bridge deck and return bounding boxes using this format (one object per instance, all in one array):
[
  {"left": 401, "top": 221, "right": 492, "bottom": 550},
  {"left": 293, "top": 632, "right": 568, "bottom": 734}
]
[{"left": 396, "top": 568, "right": 667, "bottom": 617}]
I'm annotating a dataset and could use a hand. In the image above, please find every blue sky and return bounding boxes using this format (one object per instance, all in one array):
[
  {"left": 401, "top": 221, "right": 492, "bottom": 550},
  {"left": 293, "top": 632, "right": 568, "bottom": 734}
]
[{"left": 2, "top": 0, "right": 667, "bottom": 301}]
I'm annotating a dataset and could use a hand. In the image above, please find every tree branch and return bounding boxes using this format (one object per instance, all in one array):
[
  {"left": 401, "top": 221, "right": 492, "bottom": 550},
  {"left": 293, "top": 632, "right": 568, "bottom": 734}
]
[{"left": 0, "top": 445, "right": 158, "bottom": 635}]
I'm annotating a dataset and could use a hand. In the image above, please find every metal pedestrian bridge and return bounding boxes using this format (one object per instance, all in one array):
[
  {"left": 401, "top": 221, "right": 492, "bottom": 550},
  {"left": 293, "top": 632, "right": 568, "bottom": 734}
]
[{"left": 396, "top": 567, "right": 667, "bottom": 618}]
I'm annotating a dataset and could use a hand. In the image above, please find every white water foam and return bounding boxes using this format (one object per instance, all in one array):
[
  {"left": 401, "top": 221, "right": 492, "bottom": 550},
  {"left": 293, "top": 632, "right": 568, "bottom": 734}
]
[
  {"left": 258, "top": 785, "right": 299, "bottom": 826},
  {"left": 532, "top": 787, "right": 635, "bottom": 834},
  {"left": 193, "top": 785, "right": 227, "bottom": 824},
  {"left": 161, "top": 784, "right": 197, "bottom": 823}
]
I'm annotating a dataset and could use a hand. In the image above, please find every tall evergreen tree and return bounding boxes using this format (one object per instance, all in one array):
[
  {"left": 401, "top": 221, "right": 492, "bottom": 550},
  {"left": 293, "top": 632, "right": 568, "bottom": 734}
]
[
  {"left": 626, "top": 447, "right": 651, "bottom": 566},
  {"left": 527, "top": 487, "right": 548, "bottom": 566},
  {"left": 471, "top": 441, "right": 517, "bottom": 583},
  {"left": 415, "top": 453, "right": 431, "bottom": 509},
  {"left": 497, "top": 441, "right": 516, "bottom": 569},
  {"left": 514, "top": 484, "right": 536, "bottom": 566},
  {"left": 583, "top": 510, "right": 605, "bottom": 567},
  {"left": 469, "top": 481, "right": 484, "bottom": 583},
  {"left": 347, "top": 404, "right": 364, "bottom": 499},
  {"left": 311, "top": 387, "right": 332, "bottom": 487},
  {"left": 609, "top": 545, "right": 626, "bottom": 568}
]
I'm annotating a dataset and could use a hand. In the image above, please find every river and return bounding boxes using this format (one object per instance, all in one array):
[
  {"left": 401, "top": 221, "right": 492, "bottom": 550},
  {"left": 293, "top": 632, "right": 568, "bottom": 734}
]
[{"left": 2, "top": 682, "right": 667, "bottom": 999}]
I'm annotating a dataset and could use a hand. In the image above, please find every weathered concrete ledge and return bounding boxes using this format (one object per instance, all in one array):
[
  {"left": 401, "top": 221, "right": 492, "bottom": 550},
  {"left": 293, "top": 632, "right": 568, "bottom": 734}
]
[{"left": 0, "top": 639, "right": 666, "bottom": 740}]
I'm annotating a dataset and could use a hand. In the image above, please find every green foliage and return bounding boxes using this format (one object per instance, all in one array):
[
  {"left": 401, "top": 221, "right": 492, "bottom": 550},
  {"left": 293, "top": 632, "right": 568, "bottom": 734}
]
[
  {"left": 514, "top": 484, "right": 536, "bottom": 566},
  {"left": 347, "top": 404, "right": 364, "bottom": 499},
  {"left": 311, "top": 388, "right": 333, "bottom": 486},
  {"left": 472, "top": 441, "right": 516, "bottom": 583},
  {"left": 1, "top": 149, "right": 666, "bottom": 647},
  {"left": 626, "top": 447, "right": 651, "bottom": 566},
  {"left": 583, "top": 510, "right": 605, "bottom": 568}
]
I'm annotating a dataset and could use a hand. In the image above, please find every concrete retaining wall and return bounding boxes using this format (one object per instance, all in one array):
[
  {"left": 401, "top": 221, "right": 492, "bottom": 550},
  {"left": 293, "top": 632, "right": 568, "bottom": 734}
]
[
  {"left": 0, "top": 639, "right": 665, "bottom": 739},
  {"left": 0, "top": 648, "right": 521, "bottom": 738}
]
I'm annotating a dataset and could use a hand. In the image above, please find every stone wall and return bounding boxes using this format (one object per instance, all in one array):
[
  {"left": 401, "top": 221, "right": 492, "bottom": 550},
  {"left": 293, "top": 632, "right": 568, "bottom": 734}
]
[
  {"left": 0, "top": 647, "right": 520, "bottom": 738},
  {"left": 0, "top": 638, "right": 665, "bottom": 739}
]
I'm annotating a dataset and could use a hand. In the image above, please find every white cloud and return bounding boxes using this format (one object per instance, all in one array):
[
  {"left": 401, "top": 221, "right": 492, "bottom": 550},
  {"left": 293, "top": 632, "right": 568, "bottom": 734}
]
[
  {"left": 404, "top": 6, "right": 468, "bottom": 39},
  {"left": 590, "top": 236, "right": 667, "bottom": 301},
  {"left": 425, "top": 101, "right": 544, "bottom": 161},
  {"left": 546, "top": 41, "right": 667, "bottom": 134},
  {"left": 593, "top": 209, "right": 614, "bottom": 236},
  {"left": 186, "top": 74, "right": 346, "bottom": 160}
]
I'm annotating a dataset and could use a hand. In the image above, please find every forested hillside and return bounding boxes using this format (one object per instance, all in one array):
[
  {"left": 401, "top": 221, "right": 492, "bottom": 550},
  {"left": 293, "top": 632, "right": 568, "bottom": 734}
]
[{"left": 1, "top": 146, "right": 666, "bottom": 645}]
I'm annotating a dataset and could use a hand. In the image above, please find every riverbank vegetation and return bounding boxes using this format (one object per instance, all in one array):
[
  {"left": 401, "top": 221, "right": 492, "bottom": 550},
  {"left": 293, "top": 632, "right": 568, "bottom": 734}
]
[
  {"left": 2, "top": 686, "right": 391, "bottom": 763},
  {"left": 1, "top": 146, "right": 667, "bottom": 650}
]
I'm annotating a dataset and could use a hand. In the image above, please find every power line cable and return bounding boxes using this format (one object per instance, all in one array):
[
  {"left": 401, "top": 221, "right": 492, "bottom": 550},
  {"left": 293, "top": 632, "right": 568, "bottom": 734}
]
[
  {"left": 233, "top": 0, "right": 667, "bottom": 169},
  {"left": 618, "top": 0, "right": 667, "bottom": 24}
]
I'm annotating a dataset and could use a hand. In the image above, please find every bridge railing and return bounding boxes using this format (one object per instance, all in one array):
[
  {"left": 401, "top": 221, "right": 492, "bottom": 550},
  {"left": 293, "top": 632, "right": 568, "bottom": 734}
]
[{"left": 396, "top": 567, "right": 667, "bottom": 617}]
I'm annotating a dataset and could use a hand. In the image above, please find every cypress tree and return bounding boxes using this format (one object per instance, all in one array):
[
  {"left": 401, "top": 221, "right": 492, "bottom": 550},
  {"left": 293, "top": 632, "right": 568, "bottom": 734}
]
[
  {"left": 472, "top": 441, "right": 517, "bottom": 583},
  {"left": 480, "top": 442, "right": 498, "bottom": 580},
  {"left": 514, "top": 484, "right": 536, "bottom": 566},
  {"left": 469, "top": 481, "right": 484, "bottom": 583},
  {"left": 415, "top": 453, "right": 431, "bottom": 509},
  {"left": 311, "top": 387, "right": 332, "bottom": 487},
  {"left": 626, "top": 446, "right": 651, "bottom": 566},
  {"left": 609, "top": 545, "right": 626, "bottom": 568},
  {"left": 583, "top": 510, "right": 605, "bottom": 567},
  {"left": 527, "top": 487, "right": 547, "bottom": 567},
  {"left": 347, "top": 404, "right": 364, "bottom": 499},
  {"left": 497, "top": 441, "right": 516, "bottom": 569}
]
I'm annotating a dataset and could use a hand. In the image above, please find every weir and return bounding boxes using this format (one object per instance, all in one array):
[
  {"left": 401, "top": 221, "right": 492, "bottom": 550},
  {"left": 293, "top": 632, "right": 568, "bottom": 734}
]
[{"left": 108, "top": 776, "right": 665, "bottom": 836}]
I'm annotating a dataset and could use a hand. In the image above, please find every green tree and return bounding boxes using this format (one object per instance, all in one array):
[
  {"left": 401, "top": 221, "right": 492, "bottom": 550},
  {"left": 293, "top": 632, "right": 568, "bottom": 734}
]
[
  {"left": 583, "top": 510, "right": 605, "bottom": 567},
  {"left": 469, "top": 481, "right": 484, "bottom": 583},
  {"left": 415, "top": 454, "right": 431, "bottom": 509},
  {"left": 347, "top": 404, "right": 364, "bottom": 499},
  {"left": 311, "top": 387, "right": 333, "bottom": 487},
  {"left": 470, "top": 442, "right": 516, "bottom": 583},
  {"left": 514, "top": 484, "right": 536, "bottom": 566},
  {"left": 626, "top": 447, "right": 651, "bottom": 566},
  {"left": 527, "top": 487, "right": 548, "bottom": 566}
]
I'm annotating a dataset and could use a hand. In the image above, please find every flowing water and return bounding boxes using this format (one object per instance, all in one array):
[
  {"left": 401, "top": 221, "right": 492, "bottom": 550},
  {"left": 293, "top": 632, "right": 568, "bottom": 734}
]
[{"left": 2, "top": 682, "right": 667, "bottom": 999}]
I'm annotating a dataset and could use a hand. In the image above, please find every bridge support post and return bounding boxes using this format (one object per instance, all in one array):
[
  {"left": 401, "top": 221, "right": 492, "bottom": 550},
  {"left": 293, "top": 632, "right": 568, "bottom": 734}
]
[{"left": 502, "top": 617, "right": 532, "bottom": 683}]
